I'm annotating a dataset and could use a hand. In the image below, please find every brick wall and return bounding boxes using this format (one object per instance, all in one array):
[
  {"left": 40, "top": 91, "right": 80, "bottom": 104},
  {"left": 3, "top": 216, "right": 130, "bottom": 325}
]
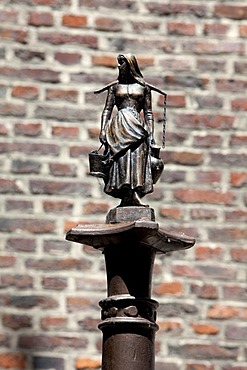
[{"left": 0, "top": 1, "right": 246, "bottom": 369}]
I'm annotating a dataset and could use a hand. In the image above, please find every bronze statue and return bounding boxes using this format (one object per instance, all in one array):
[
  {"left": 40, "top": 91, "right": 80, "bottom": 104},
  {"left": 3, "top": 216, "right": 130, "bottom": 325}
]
[{"left": 90, "top": 53, "right": 166, "bottom": 207}]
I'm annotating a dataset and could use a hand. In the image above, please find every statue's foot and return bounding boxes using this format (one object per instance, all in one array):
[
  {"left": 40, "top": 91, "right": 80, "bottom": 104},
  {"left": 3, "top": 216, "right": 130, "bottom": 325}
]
[{"left": 132, "top": 192, "right": 149, "bottom": 207}]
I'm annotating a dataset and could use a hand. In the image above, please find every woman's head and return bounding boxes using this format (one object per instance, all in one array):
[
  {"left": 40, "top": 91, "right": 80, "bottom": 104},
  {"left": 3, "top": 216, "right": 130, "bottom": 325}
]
[{"left": 117, "top": 53, "right": 145, "bottom": 85}]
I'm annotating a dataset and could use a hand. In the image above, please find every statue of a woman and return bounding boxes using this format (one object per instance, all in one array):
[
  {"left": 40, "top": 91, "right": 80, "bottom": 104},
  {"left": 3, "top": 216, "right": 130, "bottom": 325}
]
[{"left": 93, "top": 53, "right": 166, "bottom": 207}]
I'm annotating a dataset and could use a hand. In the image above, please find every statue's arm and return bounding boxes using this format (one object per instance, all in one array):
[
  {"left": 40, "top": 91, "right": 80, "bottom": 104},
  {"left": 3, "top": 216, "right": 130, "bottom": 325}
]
[
  {"left": 100, "top": 86, "right": 115, "bottom": 145},
  {"left": 144, "top": 86, "right": 155, "bottom": 145}
]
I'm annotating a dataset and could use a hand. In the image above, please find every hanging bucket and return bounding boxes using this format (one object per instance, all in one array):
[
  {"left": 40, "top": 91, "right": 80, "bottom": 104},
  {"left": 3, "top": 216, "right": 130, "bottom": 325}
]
[{"left": 89, "top": 145, "right": 110, "bottom": 180}]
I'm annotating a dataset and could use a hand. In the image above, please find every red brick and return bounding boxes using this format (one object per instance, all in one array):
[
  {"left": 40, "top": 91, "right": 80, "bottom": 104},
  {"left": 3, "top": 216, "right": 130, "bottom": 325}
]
[
  {"left": 0, "top": 102, "right": 26, "bottom": 117},
  {"left": 147, "top": 3, "right": 207, "bottom": 17},
  {"left": 26, "top": 258, "right": 91, "bottom": 271},
  {"left": 158, "top": 94, "right": 185, "bottom": 108},
  {"left": 230, "top": 172, "right": 247, "bottom": 188},
  {"left": 132, "top": 20, "right": 160, "bottom": 33},
  {"left": 0, "top": 178, "right": 23, "bottom": 194},
  {"left": 2, "top": 314, "right": 32, "bottom": 330},
  {"left": 12, "top": 85, "right": 39, "bottom": 100},
  {"left": 164, "top": 151, "right": 204, "bottom": 166},
  {"left": 182, "top": 40, "right": 244, "bottom": 55},
  {"left": 172, "top": 264, "right": 235, "bottom": 280},
  {"left": 192, "top": 323, "right": 219, "bottom": 335},
  {"left": 231, "top": 248, "right": 247, "bottom": 263},
  {"left": 174, "top": 188, "right": 235, "bottom": 206},
  {"left": 43, "top": 239, "right": 71, "bottom": 254},
  {"left": 154, "top": 281, "right": 183, "bottom": 295},
  {"left": 43, "top": 200, "right": 74, "bottom": 213},
  {"left": 18, "top": 335, "right": 87, "bottom": 350},
  {"left": 191, "top": 284, "right": 218, "bottom": 299},
  {"left": 168, "top": 343, "right": 237, "bottom": 360},
  {"left": 230, "top": 134, "right": 247, "bottom": 147},
  {"left": 207, "top": 306, "right": 239, "bottom": 321},
  {"left": 194, "top": 170, "right": 221, "bottom": 184},
  {"left": 0, "top": 123, "right": 8, "bottom": 136},
  {"left": 208, "top": 227, "right": 247, "bottom": 242},
  {"left": 6, "top": 238, "right": 36, "bottom": 253},
  {"left": 14, "top": 122, "right": 42, "bottom": 136},
  {"left": 62, "top": 14, "right": 87, "bottom": 28},
  {"left": 30, "top": 180, "right": 91, "bottom": 196},
  {"left": 0, "top": 218, "right": 56, "bottom": 234},
  {"left": 92, "top": 55, "right": 117, "bottom": 68},
  {"left": 66, "top": 297, "right": 94, "bottom": 312},
  {"left": 225, "top": 210, "right": 247, "bottom": 223},
  {"left": 55, "top": 51, "right": 81, "bottom": 65},
  {"left": 216, "top": 78, "right": 247, "bottom": 92},
  {"left": 186, "top": 365, "right": 215, "bottom": 370},
  {"left": 52, "top": 125, "right": 79, "bottom": 137},
  {"left": 190, "top": 209, "right": 218, "bottom": 220},
  {"left": 167, "top": 22, "right": 196, "bottom": 36},
  {"left": 204, "top": 23, "right": 229, "bottom": 36},
  {"left": 40, "top": 316, "right": 68, "bottom": 330},
  {"left": 174, "top": 114, "right": 234, "bottom": 129},
  {"left": 6, "top": 199, "right": 33, "bottom": 212},
  {"left": 0, "top": 27, "right": 28, "bottom": 44},
  {"left": 195, "top": 245, "right": 224, "bottom": 260},
  {"left": 0, "top": 9, "right": 18, "bottom": 23},
  {"left": 214, "top": 5, "right": 247, "bottom": 20},
  {"left": 0, "top": 256, "right": 16, "bottom": 268},
  {"left": 83, "top": 201, "right": 110, "bottom": 215},
  {"left": 239, "top": 25, "right": 247, "bottom": 38},
  {"left": 0, "top": 275, "right": 33, "bottom": 289},
  {"left": 232, "top": 98, "right": 247, "bottom": 111},
  {"left": 42, "top": 276, "right": 68, "bottom": 290},
  {"left": 46, "top": 88, "right": 78, "bottom": 102},
  {"left": 28, "top": 11, "right": 54, "bottom": 26},
  {"left": 0, "top": 353, "right": 26, "bottom": 369},
  {"left": 95, "top": 17, "right": 122, "bottom": 32},
  {"left": 157, "top": 320, "right": 182, "bottom": 333},
  {"left": 75, "top": 357, "right": 101, "bottom": 369},
  {"left": 159, "top": 207, "right": 183, "bottom": 220},
  {"left": 38, "top": 31, "right": 98, "bottom": 48},
  {"left": 193, "top": 134, "right": 222, "bottom": 147}
]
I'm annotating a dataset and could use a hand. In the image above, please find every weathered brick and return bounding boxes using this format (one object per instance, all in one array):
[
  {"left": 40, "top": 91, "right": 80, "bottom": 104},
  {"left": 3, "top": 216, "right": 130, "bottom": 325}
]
[
  {"left": 55, "top": 51, "right": 81, "bottom": 65},
  {"left": 19, "top": 334, "right": 87, "bottom": 350},
  {"left": 0, "top": 353, "right": 26, "bottom": 369},
  {"left": 38, "top": 31, "right": 98, "bottom": 48},
  {"left": 7, "top": 200, "right": 32, "bottom": 214},
  {"left": 30, "top": 179, "right": 91, "bottom": 196},
  {"left": 0, "top": 178, "right": 23, "bottom": 194},
  {"left": 193, "top": 134, "right": 222, "bottom": 147},
  {"left": 2, "top": 295, "right": 58, "bottom": 309},
  {"left": 223, "top": 286, "right": 247, "bottom": 301},
  {"left": 167, "top": 22, "right": 196, "bottom": 36},
  {"left": 214, "top": 5, "right": 247, "bottom": 20},
  {"left": 26, "top": 258, "right": 91, "bottom": 271},
  {"left": 174, "top": 114, "right": 234, "bottom": 129},
  {"left": 95, "top": 17, "right": 123, "bottom": 32},
  {"left": 14, "top": 48, "right": 45, "bottom": 62},
  {"left": 46, "top": 88, "right": 78, "bottom": 102},
  {"left": 232, "top": 98, "right": 247, "bottom": 111},
  {"left": 2, "top": 314, "right": 32, "bottom": 330},
  {"left": 0, "top": 218, "right": 56, "bottom": 234},
  {"left": 33, "top": 356, "right": 64, "bottom": 370},
  {"left": 62, "top": 14, "right": 87, "bottom": 28},
  {"left": 0, "top": 27, "right": 28, "bottom": 44},
  {"left": 42, "top": 277, "right": 68, "bottom": 290},
  {"left": 230, "top": 134, "right": 247, "bottom": 147},
  {"left": 225, "top": 325, "right": 247, "bottom": 341},
  {"left": 82, "top": 201, "right": 110, "bottom": 215},
  {"left": 14, "top": 122, "right": 42, "bottom": 136},
  {"left": 6, "top": 238, "right": 36, "bottom": 253},
  {"left": 191, "top": 284, "right": 218, "bottom": 300},
  {"left": 204, "top": 23, "right": 230, "bottom": 36},
  {"left": 0, "top": 256, "right": 16, "bottom": 268},
  {"left": 0, "top": 102, "right": 26, "bottom": 117},
  {"left": 174, "top": 189, "right": 235, "bottom": 206},
  {"left": 35, "top": 104, "right": 97, "bottom": 122},
  {"left": 169, "top": 344, "right": 237, "bottom": 360},
  {"left": 28, "top": 11, "right": 54, "bottom": 26},
  {"left": 43, "top": 200, "right": 74, "bottom": 213},
  {"left": 172, "top": 264, "right": 235, "bottom": 280},
  {"left": 0, "top": 9, "right": 18, "bottom": 23},
  {"left": 0, "top": 123, "right": 8, "bottom": 136},
  {"left": 12, "top": 85, "right": 39, "bottom": 100},
  {"left": 231, "top": 248, "right": 247, "bottom": 263},
  {"left": 154, "top": 281, "right": 183, "bottom": 295},
  {"left": 159, "top": 303, "right": 198, "bottom": 317},
  {"left": 43, "top": 239, "right": 71, "bottom": 254},
  {"left": 146, "top": 3, "right": 207, "bottom": 17},
  {"left": 40, "top": 317, "right": 68, "bottom": 330},
  {"left": 208, "top": 227, "right": 247, "bottom": 242},
  {"left": 195, "top": 245, "right": 224, "bottom": 260},
  {"left": 164, "top": 151, "right": 204, "bottom": 166},
  {"left": 190, "top": 209, "right": 218, "bottom": 220},
  {"left": 11, "top": 159, "right": 41, "bottom": 174}
]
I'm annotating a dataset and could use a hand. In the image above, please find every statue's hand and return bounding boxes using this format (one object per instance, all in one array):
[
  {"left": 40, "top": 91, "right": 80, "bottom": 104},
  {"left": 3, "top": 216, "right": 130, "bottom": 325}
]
[
  {"left": 149, "top": 135, "right": 156, "bottom": 146},
  {"left": 100, "top": 131, "right": 107, "bottom": 145}
]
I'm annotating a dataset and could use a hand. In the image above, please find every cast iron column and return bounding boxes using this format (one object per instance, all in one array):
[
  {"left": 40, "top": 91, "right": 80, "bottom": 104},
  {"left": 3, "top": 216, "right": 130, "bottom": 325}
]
[{"left": 66, "top": 206, "right": 195, "bottom": 370}]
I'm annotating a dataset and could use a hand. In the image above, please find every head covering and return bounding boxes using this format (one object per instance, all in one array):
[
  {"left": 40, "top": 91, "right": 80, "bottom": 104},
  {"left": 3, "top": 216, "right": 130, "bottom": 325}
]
[{"left": 118, "top": 53, "right": 145, "bottom": 86}]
